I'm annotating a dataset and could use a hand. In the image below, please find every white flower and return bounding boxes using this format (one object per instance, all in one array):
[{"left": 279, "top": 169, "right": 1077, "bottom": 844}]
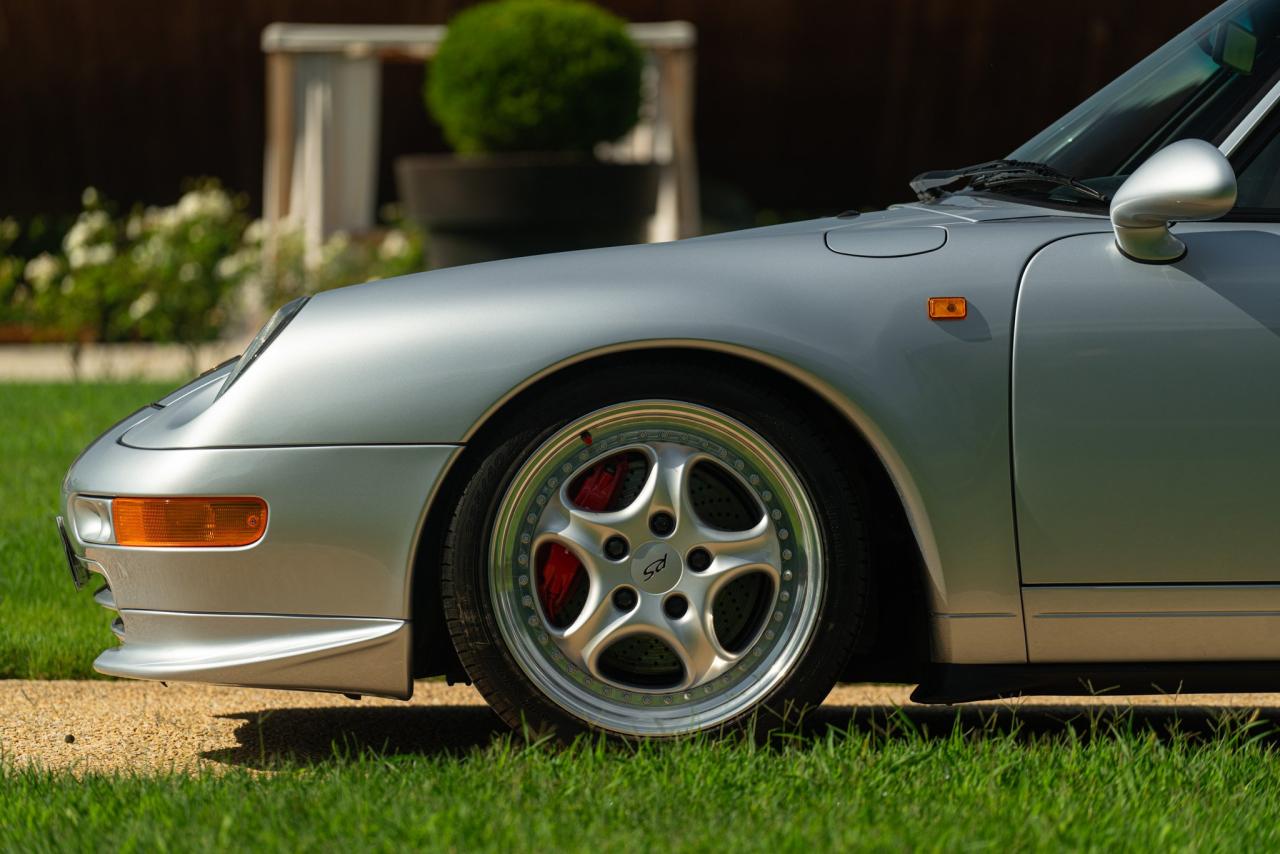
[
  {"left": 81, "top": 186, "right": 100, "bottom": 208},
  {"left": 24, "top": 252, "right": 61, "bottom": 289},
  {"left": 216, "top": 248, "right": 258, "bottom": 281},
  {"left": 176, "top": 188, "right": 232, "bottom": 223},
  {"left": 63, "top": 210, "right": 110, "bottom": 253},
  {"left": 131, "top": 237, "right": 163, "bottom": 270},
  {"left": 216, "top": 255, "right": 239, "bottom": 280},
  {"left": 243, "top": 218, "right": 270, "bottom": 245},
  {"left": 143, "top": 204, "right": 181, "bottom": 232},
  {"left": 126, "top": 214, "right": 144, "bottom": 240},
  {"left": 68, "top": 242, "right": 115, "bottom": 270},
  {"left": 379, "top": 230, "right": 409, "bottom": 260},
  {"left": 128, "top": 292, "right": 158, "bottom": 320}
]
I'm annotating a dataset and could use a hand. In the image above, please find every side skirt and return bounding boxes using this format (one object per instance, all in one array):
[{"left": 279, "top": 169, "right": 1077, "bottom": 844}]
[{"left": 912, "top": 662, "right": 1280, "bottom": 705}]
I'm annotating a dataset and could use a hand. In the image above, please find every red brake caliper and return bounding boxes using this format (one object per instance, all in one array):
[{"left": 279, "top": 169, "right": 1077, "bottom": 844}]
[{"left": 538, "top": 454, "right": 629, "bottom": 623}]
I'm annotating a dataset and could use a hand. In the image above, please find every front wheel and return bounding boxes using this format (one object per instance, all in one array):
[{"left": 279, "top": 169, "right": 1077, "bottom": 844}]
[{"left": 442, "top": 366, "right": 870, "bottom": 737}]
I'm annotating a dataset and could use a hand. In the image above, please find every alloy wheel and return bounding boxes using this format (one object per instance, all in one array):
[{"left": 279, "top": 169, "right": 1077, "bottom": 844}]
[{"left": 488, "top": 400, "right": 824, "bottom": 736}]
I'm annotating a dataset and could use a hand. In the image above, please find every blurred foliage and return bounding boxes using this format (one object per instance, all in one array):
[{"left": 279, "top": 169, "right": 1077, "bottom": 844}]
[
  {"left": 427, "top": 0, "right": 643, "bottom": 154},
  {"left": 0, "top": 185, "right": 425, "bottom": 344}
]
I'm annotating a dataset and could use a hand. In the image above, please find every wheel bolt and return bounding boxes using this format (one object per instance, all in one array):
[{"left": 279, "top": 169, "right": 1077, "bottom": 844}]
[
  {"left": 612, "top": 587, "right": 638, "bottom": 611},
  {"left": 649, "top": 512, "right": 675, "bottom": 536},
  {"left": 663, "top": 595, "right": 688, "bottom": 619},
  {"left": 604, "top": 535, "right": 629, "bottom": 560},
  {"left": 687, "top": 547, "right": 712, "bottom": 572}
]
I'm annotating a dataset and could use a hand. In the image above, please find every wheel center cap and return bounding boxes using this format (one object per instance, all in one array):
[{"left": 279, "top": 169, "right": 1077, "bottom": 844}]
[{"left": 630, "top": 540, "right": 683, "bottom": 594}]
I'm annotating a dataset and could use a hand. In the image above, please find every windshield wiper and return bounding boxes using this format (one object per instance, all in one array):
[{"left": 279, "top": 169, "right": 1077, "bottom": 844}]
[{"left": 909, "top": 160, "right": 1107, "bottom": 204}]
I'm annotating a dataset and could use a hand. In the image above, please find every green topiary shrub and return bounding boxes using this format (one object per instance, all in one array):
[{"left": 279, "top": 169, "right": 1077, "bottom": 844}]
[{"left": 426, "top": 0, "right": 644, "bottom": 154}]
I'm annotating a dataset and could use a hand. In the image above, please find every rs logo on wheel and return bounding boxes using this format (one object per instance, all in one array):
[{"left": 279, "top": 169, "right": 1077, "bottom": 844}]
[{"left": 643, "top": 554, "right": 668, "bottom": 581}]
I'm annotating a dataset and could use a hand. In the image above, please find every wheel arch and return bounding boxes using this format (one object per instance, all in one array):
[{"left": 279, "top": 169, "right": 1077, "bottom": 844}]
[{"left": 410, "top": 343, "right": 933, "bottom": 683}]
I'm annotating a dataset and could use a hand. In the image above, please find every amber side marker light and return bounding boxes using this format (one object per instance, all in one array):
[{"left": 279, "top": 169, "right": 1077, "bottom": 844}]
[
  {"left": 112, "top": 497, "right": 267, "bottom": 547},
  {"left": 928, "top": 297, "right": 967, "bottom": 320}
]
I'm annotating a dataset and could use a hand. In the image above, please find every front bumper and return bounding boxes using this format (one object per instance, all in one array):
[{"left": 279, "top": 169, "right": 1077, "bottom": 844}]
[{"left": 61, "top": 406, "right": 460, "bottom": 699}]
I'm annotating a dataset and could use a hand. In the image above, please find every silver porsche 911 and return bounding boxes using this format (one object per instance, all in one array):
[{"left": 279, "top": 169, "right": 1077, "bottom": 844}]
[{"left": 57, "top": 0, "right": 1280, "bottom": 737}]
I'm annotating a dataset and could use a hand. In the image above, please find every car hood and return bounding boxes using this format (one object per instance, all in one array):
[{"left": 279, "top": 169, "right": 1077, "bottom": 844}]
[{"left": 696, "top": 194, "right": 1105, "bottom": 243}]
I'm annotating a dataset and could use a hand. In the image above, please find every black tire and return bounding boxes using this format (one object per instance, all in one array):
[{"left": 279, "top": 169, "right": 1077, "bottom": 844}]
[{"left": 441, "top": 359, "right": 872, "bottom": 738}]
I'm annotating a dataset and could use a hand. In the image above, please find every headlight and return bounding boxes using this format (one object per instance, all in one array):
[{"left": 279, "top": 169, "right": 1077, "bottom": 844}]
[
  {"left": 217, "top": 296, "right": 309, "bottom": 398},
  {"left": 70, "top": 495, "right": 115, "bottom": 544}
]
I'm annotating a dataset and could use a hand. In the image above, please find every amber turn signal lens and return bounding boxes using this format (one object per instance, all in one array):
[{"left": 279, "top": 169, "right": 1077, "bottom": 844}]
[
  {"left": 927, "top": 297, "right": 967, "bottom": 320},
  {"left": 112, "top": 497, "right": 267, "bottom": 547}
]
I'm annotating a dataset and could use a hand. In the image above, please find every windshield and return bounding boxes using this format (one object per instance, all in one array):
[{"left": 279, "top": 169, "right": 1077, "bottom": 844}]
[{"left": 1002, "top": 0, "right": 1280, "bottom": 203}]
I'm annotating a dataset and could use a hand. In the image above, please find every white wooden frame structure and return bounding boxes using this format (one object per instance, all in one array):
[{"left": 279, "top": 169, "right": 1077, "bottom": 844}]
[{"left": 260, "top": 21, "right": 699, "bottom": 258}]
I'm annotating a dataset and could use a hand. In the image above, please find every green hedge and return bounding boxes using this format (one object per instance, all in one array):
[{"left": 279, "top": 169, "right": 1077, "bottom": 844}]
[{"left": 426, "top": 0, "right": 643, "bottom": 154}]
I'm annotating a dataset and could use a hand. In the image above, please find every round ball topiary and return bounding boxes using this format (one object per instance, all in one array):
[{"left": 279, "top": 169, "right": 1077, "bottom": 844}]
[{"left": 426, "top": 0, "right": 644, "bottom": 154}]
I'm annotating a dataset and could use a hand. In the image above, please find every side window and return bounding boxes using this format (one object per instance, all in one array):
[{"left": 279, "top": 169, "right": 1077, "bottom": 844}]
[
  {"left": 1232, "top": 104, "right": 1280, "bottom": 215},
  {"left": 1235, "top": 124, "right": 1280, "bottom": 209}
]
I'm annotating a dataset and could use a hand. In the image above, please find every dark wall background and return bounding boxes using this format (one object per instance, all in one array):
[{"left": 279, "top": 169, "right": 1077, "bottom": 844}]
[{"left": 0, "top": 0, "right": 1215, "bottom": 221}]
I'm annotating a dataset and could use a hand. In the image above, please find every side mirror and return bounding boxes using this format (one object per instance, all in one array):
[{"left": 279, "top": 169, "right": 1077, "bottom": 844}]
[{"left": 1110, "top": 139, "right": 1237, "bottom": 263}]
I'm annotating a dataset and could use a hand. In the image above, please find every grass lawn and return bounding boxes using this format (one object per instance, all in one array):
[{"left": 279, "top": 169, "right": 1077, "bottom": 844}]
[
  {"left": 0, "top": 382, "right": 175, "bottom": 679},
  {"left": 7, "top": 720, "right": 1280, "bottom": 850},
  {"left": 5, "top": 384, "right": 1280, "bottom": 851}
]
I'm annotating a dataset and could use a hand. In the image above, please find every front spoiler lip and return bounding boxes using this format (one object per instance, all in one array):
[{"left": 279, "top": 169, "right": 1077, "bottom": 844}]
[{"left": 95, "top": 610, "right": 412, "bottom": 699}]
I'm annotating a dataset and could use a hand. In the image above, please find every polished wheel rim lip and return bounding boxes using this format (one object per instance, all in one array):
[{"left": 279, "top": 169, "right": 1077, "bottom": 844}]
[{"left": 489, "top": 400, "right": 824, "bottom": 736}]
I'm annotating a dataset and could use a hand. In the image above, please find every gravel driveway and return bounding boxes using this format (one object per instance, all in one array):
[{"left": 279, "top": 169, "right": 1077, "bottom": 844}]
[{"left": 6, "top": 680, "right": 1280, "bottom": 775}]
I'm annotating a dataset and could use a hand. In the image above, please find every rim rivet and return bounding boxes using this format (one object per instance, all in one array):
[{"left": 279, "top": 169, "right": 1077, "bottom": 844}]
[
  {"left": 613, "top": 587, "right": 638, "bottom": 611},
  {"left": 687, "top": 547, "right": 712, "bottom": 572},
  {"left": 649, "top": 512, "right": 675, "bottom": 536},
  {"left": 604, "top": 536, "right": 629, "bottom": 560}
]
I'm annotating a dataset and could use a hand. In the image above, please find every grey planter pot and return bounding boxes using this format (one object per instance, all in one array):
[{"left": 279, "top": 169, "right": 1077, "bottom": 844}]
[{"left": 395, "top": 153, "right": 660, "bottom": 269}]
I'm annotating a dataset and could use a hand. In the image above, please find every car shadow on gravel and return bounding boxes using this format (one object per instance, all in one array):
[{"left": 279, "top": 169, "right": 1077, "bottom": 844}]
[
  {"left": 203, "top": 705, "right": 508, "bottom": 768},
  {"left": 204, "top": 701, "right": 1280, "bottom": 770}
]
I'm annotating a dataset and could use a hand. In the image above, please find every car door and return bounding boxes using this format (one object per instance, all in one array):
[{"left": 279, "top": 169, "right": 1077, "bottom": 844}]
[{"left": 1013, "top": 130, "right": 1280, "bottom": 662}]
